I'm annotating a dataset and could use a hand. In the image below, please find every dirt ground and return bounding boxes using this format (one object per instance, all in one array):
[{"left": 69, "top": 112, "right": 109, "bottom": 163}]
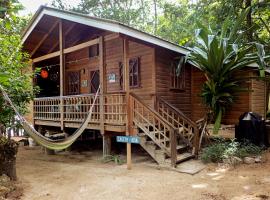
[{"left": 14, "top": 146, "right": 270, "bottom": 200}]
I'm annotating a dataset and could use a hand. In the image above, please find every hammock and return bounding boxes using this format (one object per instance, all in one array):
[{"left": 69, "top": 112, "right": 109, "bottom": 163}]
[{"left": 0, "top": 84, "right": 100, "bottom": 150}]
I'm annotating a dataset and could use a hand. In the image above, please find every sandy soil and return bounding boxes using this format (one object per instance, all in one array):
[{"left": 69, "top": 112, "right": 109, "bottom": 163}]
[{"left": 15, "top": 147, "right": 270, "bottom": 200}]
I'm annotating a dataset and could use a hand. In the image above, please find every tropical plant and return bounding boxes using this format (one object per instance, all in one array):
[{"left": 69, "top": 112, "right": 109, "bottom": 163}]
[{"left": 185, "top": 8, "right": 269, "bottom": 134}]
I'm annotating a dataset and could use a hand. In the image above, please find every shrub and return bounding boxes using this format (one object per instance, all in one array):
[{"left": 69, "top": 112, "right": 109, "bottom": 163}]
[{"left": 201, "top": 138, "right": 262, "bottom": 163}]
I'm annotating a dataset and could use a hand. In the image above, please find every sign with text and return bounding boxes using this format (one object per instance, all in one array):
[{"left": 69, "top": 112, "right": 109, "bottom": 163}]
[{"left": 116, "top": 136, "right": 140, "bottom": 144}]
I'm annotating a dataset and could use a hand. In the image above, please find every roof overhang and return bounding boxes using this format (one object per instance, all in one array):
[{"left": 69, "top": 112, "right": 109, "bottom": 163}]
[{"left": 22, "top": 6, "right": 189, "bottom": 55}]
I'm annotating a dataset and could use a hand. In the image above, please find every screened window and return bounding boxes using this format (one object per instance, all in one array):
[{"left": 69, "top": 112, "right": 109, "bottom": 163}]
[
  {"left": 89, "top": 70, "right": 100, "bottom": 93},
  {"left": 171, "top": 60, "right": 185, "bottom": 90},
  {"left": 67, "top": 71, "right": 80, "bottom": 95},
  {"left": 119, "top": 57, "right": 140, "bottom": 89},
  {"left": 89, "top": 44, "right": 99, "bottom": 58}
]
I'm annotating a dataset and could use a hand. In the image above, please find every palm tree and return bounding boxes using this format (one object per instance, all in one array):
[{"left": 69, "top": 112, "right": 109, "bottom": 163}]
[{"left": 185, "top": 8, "right": 269, "bottom": 134}]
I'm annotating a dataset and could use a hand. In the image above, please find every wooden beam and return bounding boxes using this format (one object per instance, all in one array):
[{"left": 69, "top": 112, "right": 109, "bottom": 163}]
[
  {"left": 30, "top": 20, "right": 59, "bottom": 57},
  {"left": 104, "top": 33, "right": 120, "bottom": 41},
  {"left": 59, "top": 20, "right": 65, "bottom": 130},
  {"left": 64, "top": 38, "right": 99, "bottom": 54},
  {"left": 48, "top": 23, "right": 76, "bottom": 53},
  {"left": 32, "top": 51, "right": 60, "bottom": 63},
  {"left": 32, "top": 38, "right": 97, "bottom": 63}
]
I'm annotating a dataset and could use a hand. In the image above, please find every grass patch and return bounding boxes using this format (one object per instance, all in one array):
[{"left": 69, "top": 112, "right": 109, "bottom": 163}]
[{"left": 201, "top": 138, "right": 262, "bottom": 163}]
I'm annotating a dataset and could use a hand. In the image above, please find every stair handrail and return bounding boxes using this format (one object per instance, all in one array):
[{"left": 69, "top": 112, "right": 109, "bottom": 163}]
[
  {"left": 155, "top": 96, "right": 200, "bottom": 155},
  {"left": 155, "top": 96, "right": 197, "bottom": 127},
  {"left": 130, "top": 93, "right": 177, "bottom": 166}
]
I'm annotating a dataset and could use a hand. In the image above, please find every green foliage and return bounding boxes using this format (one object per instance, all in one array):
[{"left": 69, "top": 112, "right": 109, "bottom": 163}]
[
  {"left": 0, "top": 0, "right": 34, "bottom": 132},
  {"left": 102, "top": 154, "right": 124, "bottom": 165},
  {"left": 186, "top": 8, "right": 269, "bottom": 134},
  {"left": 201, "top": 138, "right": 262, "bottom": 163}
]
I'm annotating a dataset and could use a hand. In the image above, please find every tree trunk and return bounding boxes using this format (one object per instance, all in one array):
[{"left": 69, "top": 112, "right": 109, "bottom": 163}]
[
  {"left": 153, "top": 0, "right": 157, "bottom": 34},
  {"left": 245, "top": 0, "right": 253, "bottom": 41},
  {"left": 0, "top": 159, "right": 17, "bottom": 181}
]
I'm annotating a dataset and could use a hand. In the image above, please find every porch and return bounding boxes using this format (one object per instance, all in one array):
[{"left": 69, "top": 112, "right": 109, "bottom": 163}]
[{"left": 33, "top": 93, "right": 127, "bottom": 132}]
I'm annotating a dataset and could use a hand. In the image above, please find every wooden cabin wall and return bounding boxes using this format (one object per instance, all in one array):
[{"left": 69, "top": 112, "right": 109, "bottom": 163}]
[
  {"left": 250, "top": 72, "right": 267, "bottom": 117},
  {"left": 155, "top": 48, "right": 192, "bottom": 117},
  {"left": 105, "top": 37, "right": 123, "bottom": 93},
  {"left": 64, "top": 37, "right": 155, "bottom": 105},
  {"left": 181, "top": 68, "right": 267, "bottom": 124},
  {"left": 191, "top": 67, "right": 206, "bottom": 121},
  {"left": 128, "top": 40, "right": 155, "bottom": 106},
  {"left": 65, "top": 48, "right": 99, "bottom": 94}
]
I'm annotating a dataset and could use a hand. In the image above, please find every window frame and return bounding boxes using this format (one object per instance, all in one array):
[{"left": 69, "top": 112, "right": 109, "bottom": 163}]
[
  {"left": 67, "top": 71, "right": 81, "bottom": 95},
  {"left": 170, "top": 59, "right": 185, "bottom": 91},
  {"left": 119, "top": 57, "right": 140, "bottom": 89}
]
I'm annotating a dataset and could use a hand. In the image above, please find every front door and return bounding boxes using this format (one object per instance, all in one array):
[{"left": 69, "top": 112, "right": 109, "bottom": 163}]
[{"left": 89, "top": 70, "right": 100, "bottom": 93}]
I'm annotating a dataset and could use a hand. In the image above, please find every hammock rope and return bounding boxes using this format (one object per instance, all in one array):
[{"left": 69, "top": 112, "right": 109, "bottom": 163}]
[{"left": 0, "top": 84, "right": 100, "bottom": 150}]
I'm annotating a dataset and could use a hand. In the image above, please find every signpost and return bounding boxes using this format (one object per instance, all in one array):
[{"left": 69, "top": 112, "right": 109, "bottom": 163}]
[{"left": 116, "top": 136, "right": 140, "bottom": 170}]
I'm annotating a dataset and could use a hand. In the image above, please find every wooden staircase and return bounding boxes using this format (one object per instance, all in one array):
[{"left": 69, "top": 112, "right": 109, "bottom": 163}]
[{"left": 130, "top": 93, "right": 199, "bottom": 167}]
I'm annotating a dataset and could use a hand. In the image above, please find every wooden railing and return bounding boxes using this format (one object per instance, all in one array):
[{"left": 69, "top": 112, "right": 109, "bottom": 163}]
[
  {"left": 34, "top": 97, "right": 61, "bottom": 120},
  {"left": 63, "top": 94, "right": 100, "bottom": 123},
  {"left": 130, "top": 93, "right": 177, "bottom": 167},
  {"left": 155, "top": 96, "right": 200, "bottom": 155},
  {"left": 33, "top": 93, "right": 126, "bottom": 126}
]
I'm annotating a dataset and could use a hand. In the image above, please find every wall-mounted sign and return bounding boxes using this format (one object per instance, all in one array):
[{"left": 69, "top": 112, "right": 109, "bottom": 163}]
[
  {"left": 81, "top": 80, "right": 88, "bottom": 87},
  {"left": 108, "top": 73, "right": 116, "bottom": 83}
]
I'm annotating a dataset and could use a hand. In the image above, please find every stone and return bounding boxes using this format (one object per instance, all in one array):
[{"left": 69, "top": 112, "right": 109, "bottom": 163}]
[
  {"left": 254, "top": 156, "right": 262, "bottom": 163},
  {"left": 223, "top": 156, "right": 242, "bottom": 166},
  {"left": 243, "top": 157, "right": 255, "bottom": 164}
]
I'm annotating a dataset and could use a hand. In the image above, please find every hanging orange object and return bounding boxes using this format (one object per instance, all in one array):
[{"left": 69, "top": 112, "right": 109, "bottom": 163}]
[{"left": 40, "top": 69, "right": 49, "bottom": 79}]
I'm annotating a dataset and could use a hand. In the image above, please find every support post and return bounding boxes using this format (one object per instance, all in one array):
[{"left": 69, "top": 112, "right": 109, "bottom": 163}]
[
  {"left": 123, "top": 38, "right": 132, "bottom": 170},
  {"left": 103, "top": 134, "right": 111, "bottom": 157},
  {"left": 59, "top": 20, "right": 65, "bottom": 130},
  {"left": 99, "top": 36, "right": 105, "bottom": 136}
]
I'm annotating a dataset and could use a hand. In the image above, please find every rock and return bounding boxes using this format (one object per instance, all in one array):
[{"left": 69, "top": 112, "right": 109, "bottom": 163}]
[
  {"left": 255, "top": 156, "right": 262, "bottom": 163},
  {"left": 244, "top": 157, "right": 255, "bottom": 164},
  {"left": 223, "top": 156, "right": 242, "bottom": 166},
  {"left": 0, "top": 175, "right": 10, "bottom": 183}
]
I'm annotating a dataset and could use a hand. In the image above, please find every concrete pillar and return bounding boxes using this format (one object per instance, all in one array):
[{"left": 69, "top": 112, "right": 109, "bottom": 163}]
[{"left": 102, "top": 133, "right": 111, "bottom": 157}]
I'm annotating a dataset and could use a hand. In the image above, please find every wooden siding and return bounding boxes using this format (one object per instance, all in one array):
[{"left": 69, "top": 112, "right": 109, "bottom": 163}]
[
  {"left": 64, "top": 37, "right": 155, "bottom": 106},
  {"left": 155, "top": 48, "right": 192, "bottom": 117},
  {"left": 191, "top": 68, "right": 258, "bottom": 124},
  {"left": 251, "top": 72, "right": 266, "bottom": 117},
  {"left": 128, "top": 40, "right": 154, "bottom": 106}
]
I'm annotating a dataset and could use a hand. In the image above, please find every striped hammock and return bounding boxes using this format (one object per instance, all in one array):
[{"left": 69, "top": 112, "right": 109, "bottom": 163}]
[{"left": 0, "top": 84, "right": 100, "bottom": 150}]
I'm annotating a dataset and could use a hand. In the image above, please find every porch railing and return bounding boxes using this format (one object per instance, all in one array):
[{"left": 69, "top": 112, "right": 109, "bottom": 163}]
[{"left": 33, "top": 93, "right": 126, "bottom": 126}]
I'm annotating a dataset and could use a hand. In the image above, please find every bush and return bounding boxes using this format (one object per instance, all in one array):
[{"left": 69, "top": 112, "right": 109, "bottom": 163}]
[{"left": 201, "top": 138, "right": 262, "bottom": 163}]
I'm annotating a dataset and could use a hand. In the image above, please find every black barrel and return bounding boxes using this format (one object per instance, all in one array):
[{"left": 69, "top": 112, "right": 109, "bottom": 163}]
[{"left": 235, "top": 112, "right": 268, "bottom": 147}]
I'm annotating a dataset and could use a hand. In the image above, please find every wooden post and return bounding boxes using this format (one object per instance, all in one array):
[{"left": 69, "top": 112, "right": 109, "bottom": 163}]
[
  {"left": 59, "top": 20, "right": 65, "bottom": 130},
  {"left": 99, "top": 36, "right": 105, "bottom": 136},
  {"left": 103, "top": 134, "right": 111, "bottom": 157},
  {"left": 123, "top": 38, "right": 132, "bottom": 170}
]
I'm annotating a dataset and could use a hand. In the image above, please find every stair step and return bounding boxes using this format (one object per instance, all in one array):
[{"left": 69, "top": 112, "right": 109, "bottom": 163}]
[
  {"left": 176, "top": 144, "right": 188, "bottom": 150},
  {"left": 164, "top": 153, "right": 194, "bottom": 164},
  {"left": 176, "top": 153, "right": 194, "bottom": 164}
]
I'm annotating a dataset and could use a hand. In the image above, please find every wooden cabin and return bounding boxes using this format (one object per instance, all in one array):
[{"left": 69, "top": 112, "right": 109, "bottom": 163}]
[{"left": 22, "top": 6, "right": 267, "bottom": 167}]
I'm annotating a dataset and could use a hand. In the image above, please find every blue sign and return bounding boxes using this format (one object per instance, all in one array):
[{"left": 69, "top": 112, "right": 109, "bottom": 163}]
[{"left": 116, "top": 136, "right": 140, "bottom": 144}]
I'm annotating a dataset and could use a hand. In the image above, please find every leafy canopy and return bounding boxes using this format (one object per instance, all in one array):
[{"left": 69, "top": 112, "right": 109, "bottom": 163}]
[{"left": 0, "top": 0, "right": 34, "bottom": 130}]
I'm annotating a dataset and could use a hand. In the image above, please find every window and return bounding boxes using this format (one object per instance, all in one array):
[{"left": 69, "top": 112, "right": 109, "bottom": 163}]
[
  {"left": 171, "top": 59, "right": 185, "bottom": 90},
  {"left": 67, "top": 71, "right": 80, "bottom": 95},
  {"left": 119, "top": 57, "right": 140, "bottom": 89},
  {"left": 89, "top": 44, "right": 99, "bottom": 58},
  {"left": 89, "top": 70, "right": 100, "bottom": 93}
]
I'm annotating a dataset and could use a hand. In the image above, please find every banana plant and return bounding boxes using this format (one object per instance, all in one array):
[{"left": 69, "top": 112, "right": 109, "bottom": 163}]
[{"left": 185, "top": 8, "right": 269, "bottom": 134}]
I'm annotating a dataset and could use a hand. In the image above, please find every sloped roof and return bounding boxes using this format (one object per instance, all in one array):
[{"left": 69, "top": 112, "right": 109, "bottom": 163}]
[{"left": 22, "top": 6, "right": 189, "bottom": 55}]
